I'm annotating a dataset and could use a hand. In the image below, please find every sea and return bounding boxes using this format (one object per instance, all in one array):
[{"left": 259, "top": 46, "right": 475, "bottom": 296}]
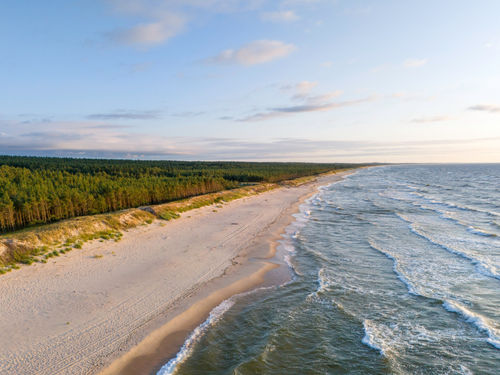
[{"left": 158, "top": 165, "right": 500, "bottom": 375}]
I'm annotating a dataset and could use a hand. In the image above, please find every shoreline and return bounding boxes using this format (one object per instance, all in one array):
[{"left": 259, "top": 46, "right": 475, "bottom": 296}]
[
  {"left": 99, "top": 170, "right": 353, "bottom": 375},
  {"left": 0, "top": 170, "right": 353, "bottom": 375}
]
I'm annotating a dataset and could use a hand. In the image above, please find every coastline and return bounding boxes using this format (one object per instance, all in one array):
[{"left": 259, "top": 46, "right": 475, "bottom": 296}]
[
  {"left": 0, "top": 170, "right": 353, "bottom": 375},
  {"left": 101, "top": 170, "right": 353, "bottom": 375}
]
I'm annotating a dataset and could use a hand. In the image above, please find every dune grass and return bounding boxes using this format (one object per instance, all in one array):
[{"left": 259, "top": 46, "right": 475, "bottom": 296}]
[{"left": 0, "top": 210, "right": 150, "bottom": 272}]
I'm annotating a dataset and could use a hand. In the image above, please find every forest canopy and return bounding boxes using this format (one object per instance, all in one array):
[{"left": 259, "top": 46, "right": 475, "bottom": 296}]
[{"left": 0, "top": 156, "right": 364, "bottom": 233}]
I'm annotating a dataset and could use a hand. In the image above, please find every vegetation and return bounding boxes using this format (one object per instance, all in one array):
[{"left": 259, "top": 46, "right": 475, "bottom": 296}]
[
  {"left": 0, "top": 155, "right": 360, "bottom": 232},
  {"left": 0, "top": 155, "right": 366, "bottom": 272},
  {"left": 0, "top": 209, "right": 151, "bottom": 271}
]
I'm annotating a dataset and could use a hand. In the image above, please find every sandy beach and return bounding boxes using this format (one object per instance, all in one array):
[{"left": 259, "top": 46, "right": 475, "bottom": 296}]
[{"left": 0, "top": 171, "right": 351, "bottom": 375}]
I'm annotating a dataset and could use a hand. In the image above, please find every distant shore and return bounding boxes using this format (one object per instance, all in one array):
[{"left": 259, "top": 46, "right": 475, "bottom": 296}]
[{"left": 0, "top": 170, "right": 353, "bottom": 375}]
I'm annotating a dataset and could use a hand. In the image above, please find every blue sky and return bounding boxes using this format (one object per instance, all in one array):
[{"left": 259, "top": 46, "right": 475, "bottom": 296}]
[{"left": 1, "top": 0, "right": 499, "bottom": 162}]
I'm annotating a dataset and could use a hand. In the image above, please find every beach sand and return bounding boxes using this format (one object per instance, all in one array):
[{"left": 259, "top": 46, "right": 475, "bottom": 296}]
[{"left": 0, "top": 171, "right": 351, "bottom": 375}]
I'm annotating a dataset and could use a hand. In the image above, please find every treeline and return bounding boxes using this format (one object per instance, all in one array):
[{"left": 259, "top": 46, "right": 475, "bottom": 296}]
[{"left": 0, "top": 156, "right": 363, "bottom": 232}]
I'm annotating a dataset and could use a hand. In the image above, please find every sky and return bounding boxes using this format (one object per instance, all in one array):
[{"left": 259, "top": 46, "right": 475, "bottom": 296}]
[{"left": 1, "top": 0, "right": 499, "bottom": 163}]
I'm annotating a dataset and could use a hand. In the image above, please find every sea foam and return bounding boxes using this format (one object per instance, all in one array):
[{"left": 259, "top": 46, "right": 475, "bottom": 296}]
[
  {"left": 367, "top": 240, "right": 419, "bottom": 296},
  {"left": 157, "top": 299, "right": 235, "bottom": 375},
  {"left": 361, "top": 320, "right": 389, "bottom": 356},
  {"left": 395, "top": 213, "right": 500, "bottom": 281},
  {"left": 443, "top": 300, "right": 500, "bottom": 349}
]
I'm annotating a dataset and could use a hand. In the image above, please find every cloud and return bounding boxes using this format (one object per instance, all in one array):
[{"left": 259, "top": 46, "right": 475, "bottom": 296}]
[
  {"left": 403, "top": 58, "right": 428, "bottom": 68},
  {"left": 171, "top": 0, "right": 265, "bottom": 13},
  {"left": 483, "top": 39, "right": 500, "bottom": 49},
  {"left": 281, "top": 0, "right": 325, "bottom": 5},
  {"left": 304, "top": 91, "right": 343, "bottom": 104},
  {"left": 208, "top": 40, "right": 296, "bottom": 65},
  {"left": 239, "top": 96, "right": 373, "bottom": 121},
  {"left": 105, "top": 0, "right": 265, "bottom": 47},
  {"left": 0, "top": 120, "right": 186, "bottom": 157},
  {"left": 86, "top": 110, "right": 161, "bottom": 120},
  {"left": 276, "top": 97, "right": 370, "bottom": 113},
  {"left": 171, "top": 111, "right": 206, "bottom": 117},
  {"left": 107, "top": 13, "right": 186, "bottom": 46},
  {"left": 222, "top": 80, "right": 362, "bottom": 121},
  {"left": 282, "top": 80, "right": 318, "bottom": 99},
  {"left": 188, "top": 136, "right": 500, "bottom": 162},
  {"left": 261, "top": 10, "right": 299, "bottom": 22},
  {"left": 410, "top": 116, "right": 451, "bottom": 123},
  {"left": 20, "top": 117, "right": 52, "bottom": 125},
  {"left": 88, "top": 124, "right": 132, "bottom": 129},
  {"left": 294, "top": 81, "right": 318, "bottom": 97},
  {"left": 468, "top": 104, "right": 500, "bottom": 113},
  {"left": 104, "top": 0, "right": 332, "bottom": 48},
  {"left": 390, "top": 92, "right": 436, "bottom": 102},
  {"left": 2, "top": 119, "right": 498, "bottom": 162}
]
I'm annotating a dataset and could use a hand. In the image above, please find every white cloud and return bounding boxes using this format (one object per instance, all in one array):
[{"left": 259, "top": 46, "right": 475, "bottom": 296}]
[
  {"left": 209, "top": 40, "right": 296, "bottom": 65},
  {"left": 86, "top": 110, "right": 161, "bottom": 120},
  {"left": 282, "top": 81, "right": 342, "bottom": 101},
  {"left": 282, "top": 0, "right": 325, "bottom": 5},
  {"left": 392, "top": 92, "right": 408, "bottom": 99},
  {"left": 305, "top": 91, "right": 343, "bottom": 104},
  {"left": 296, "top": 80, "right": 317, "bottom": 93},
  {"left": 239, "top": 89, "right": 373, "bottom": 121},
  {"left": 390, "top": 92, "right": 436, "bottom": 101},
  {"left": 108, "top": 13, "right": 186, "bottom": 46},
  {"left": 261, "top": 10, "right": 299, "bottom": 22},
  {"left": 108, "top": 0, "right": 264, "bottom": 14},
  {"left": 2, "top": 119, "right": 499, "bottom": 162},
  {"left": 0, "top": 120, "right": 186, "bottom": 156},
  {"left": 403, "top": 58, "right": 428, "bottom": 68},
  {"left": 410, "top": 115, "right": 451, "bottom": 123},
  {"left": 227, "top": 81, "right": 357, "bottom": 121},
  {"left": 105, "top": 0, "right": 264, "bottom": 47},
  {"left": 483, "top": 39, "right": 500, "bottom": 49},
  {"left": 172, "top": 0, "right": 265, "bottom": 13},
  {"left": 468, "top": 104, "right": 500, "bottom": 113},
  {"left": 282, "top": 81, "right": 318, "bottom": 98}
]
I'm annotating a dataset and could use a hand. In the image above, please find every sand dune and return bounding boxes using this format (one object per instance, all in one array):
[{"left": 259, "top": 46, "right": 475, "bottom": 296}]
[{"left": 0, "top": 172, "right": 350, "bottom": 375}]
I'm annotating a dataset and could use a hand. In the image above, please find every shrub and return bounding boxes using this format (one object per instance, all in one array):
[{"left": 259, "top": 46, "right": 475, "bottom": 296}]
[
  {"left": 19, "top": 257, "right": 34, "bottom": 265},
  {"left": 158, "top": 210, "right": 180, "bottom": 221}
]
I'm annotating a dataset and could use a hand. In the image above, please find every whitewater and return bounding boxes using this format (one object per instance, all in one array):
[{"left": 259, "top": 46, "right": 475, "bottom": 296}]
[{"left": 161, "top": 165, "right": 500, "bottom": 374}]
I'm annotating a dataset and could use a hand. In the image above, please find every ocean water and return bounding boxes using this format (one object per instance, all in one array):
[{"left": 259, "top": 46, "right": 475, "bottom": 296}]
[{"left": 160, "top": 165, "right": 500, "bottom": 375}]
